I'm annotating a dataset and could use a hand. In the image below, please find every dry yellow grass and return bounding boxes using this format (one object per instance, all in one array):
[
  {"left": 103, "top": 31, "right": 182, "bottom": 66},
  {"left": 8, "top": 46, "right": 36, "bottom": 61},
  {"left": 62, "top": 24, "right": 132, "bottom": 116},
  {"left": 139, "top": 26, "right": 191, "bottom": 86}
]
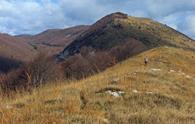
[
  {"left": 0, "top": 46, "right": 195, "bottom": 124},
  {"left": 122, "top": 16, "right": 195, "bottom": 49}
]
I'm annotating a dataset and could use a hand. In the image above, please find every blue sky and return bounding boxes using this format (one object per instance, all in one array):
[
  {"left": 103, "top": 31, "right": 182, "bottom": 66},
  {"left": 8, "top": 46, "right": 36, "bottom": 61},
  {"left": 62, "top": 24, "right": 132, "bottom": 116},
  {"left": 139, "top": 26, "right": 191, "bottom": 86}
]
[{"left": 0, "top": 0, "right": 195, "bottom": 39}]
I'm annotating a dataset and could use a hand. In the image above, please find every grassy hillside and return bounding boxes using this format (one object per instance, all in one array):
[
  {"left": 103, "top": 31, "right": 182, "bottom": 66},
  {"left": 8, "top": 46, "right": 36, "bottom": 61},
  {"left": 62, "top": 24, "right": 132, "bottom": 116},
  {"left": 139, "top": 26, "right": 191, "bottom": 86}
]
[
  {"left": 1, "top": 46, "right": 195, "bottom": 124},
  {"left": 118, "top": 16, "right": 195, "bottom": 48}
]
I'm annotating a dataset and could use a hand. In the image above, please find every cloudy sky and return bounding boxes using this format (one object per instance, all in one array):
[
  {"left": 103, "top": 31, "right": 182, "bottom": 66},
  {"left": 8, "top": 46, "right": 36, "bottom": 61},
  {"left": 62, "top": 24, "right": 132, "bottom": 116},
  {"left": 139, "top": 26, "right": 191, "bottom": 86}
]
[{"left": 0, "top": 0, "right": 195, "bottom": 39}]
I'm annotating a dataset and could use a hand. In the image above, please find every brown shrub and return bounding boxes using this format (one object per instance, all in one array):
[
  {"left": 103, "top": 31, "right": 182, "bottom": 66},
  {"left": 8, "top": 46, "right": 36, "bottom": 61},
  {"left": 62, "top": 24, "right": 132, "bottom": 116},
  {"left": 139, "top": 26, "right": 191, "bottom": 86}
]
[
  {"left": 62, "top": 54, "right": 95, "bottom": 79},
  {"left": 62, "top": 48, "right": 116, "bottom": 79},
  {"left": 109, "top": 39, "right": 146, "bottom": 62},
  {"left": 0, "top": 56, "right": 21, "bottom": 73},
  {"left": 85, "top": 51, "right": 116, "bottom": 71},
  {"left": 0, "top": 53, "right": 63, "bottom": 93},
  {"left": 110, "top": 39, "right": 146, "bottom": 62},
  {"left": 0, "top": 69, "right": 25, "bottom": 92},
  {"left": 23, "top": 53, "right": 63, "bottom": 87}
]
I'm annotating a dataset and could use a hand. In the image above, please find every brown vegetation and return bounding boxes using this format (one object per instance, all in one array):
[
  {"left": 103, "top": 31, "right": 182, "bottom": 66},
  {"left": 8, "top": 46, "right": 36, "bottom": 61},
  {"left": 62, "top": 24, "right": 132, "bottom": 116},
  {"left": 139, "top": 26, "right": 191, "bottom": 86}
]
[
  {"left": 62, "top": 49, "right": 115, "bottom": 79},
  {"left": 0, "top": 56, "right": 21, "bottom": 73},
  {"left": 0, "top": 54, "right": 63, "bottom": 93},
  {"left": 109, "top": 39, "right": 146, "bottom": 61}
]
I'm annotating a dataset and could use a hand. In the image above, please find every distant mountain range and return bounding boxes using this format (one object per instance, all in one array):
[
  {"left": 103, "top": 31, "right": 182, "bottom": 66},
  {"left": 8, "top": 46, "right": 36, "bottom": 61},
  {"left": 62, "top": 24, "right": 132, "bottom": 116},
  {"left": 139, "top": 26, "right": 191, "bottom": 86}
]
[
  {"left": 0, "top": 26, "right": 88, "bottom": 61},
  {"left": 0, "top": 25, "right": 88, "bottom": 73},
  {"left": 0, "top": 12, "right": 195, "bottom": 73}
]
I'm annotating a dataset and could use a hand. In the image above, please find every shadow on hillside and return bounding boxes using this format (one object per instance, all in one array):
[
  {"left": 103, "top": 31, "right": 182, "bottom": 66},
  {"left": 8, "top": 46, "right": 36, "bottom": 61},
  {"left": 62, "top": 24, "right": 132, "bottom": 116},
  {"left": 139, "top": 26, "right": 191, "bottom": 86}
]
[{"left": 0, "top": 56, "right": 22, "bottom": 73}]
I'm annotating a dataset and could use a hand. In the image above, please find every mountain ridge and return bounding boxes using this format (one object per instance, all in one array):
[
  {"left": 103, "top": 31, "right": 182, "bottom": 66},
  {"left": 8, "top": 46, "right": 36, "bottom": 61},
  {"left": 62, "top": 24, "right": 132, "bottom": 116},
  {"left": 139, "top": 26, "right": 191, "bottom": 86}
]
[
  {"left": 59, "top": 12, "right": 195, "bottom": 60},
  {"left": 1, "top": 12, "right": 195, "bottom": 74}
]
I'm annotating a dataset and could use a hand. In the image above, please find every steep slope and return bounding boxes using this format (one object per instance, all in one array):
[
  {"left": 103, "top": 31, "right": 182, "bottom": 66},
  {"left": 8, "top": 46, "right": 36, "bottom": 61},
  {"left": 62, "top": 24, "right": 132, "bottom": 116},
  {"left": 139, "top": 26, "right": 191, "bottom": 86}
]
[
  {"left": 1, "top": 46, "right": 195, "bottom": 123},
  {"left": 59, "top": 12, "right": 195, "bottom": 59},
  {"left": 18, "top": 25, "right": 89, "bottom": 55}
]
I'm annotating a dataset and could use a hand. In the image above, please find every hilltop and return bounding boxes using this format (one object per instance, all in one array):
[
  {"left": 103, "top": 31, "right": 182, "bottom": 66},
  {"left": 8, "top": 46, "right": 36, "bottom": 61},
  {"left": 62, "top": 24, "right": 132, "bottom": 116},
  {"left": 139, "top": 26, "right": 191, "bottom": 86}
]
[
  {"left": 1, "top": 46, "right": 195, "bottom": 123},
  {"left": 59, "top": 12, "right": 195, "bottom": 60}
]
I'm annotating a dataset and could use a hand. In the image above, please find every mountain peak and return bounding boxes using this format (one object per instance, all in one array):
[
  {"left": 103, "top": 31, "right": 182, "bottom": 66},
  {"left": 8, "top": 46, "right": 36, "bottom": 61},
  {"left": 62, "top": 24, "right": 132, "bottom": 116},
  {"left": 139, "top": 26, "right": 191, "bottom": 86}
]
[
  {"left": 58, "top": 12, "right": 195, "bottom": 60},
  {"left": 104, "top": 12, "right": 128, "bottom": 19},
  {"left": 89, "top": 12, "right": 128, "bottom": 32}
]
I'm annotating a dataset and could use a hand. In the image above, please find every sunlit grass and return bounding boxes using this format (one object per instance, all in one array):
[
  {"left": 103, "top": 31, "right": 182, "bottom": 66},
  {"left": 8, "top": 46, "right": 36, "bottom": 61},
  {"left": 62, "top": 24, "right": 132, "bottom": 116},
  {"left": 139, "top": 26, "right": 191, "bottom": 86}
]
[{"left": 1, "top": 46, "right": 195, "bottom": 124}]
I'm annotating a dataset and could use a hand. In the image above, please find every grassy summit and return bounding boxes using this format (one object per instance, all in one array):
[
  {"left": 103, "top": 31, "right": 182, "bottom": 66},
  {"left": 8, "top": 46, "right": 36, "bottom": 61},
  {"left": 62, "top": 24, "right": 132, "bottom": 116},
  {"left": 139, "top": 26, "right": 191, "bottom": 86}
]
[
  {"left": 60, "top": 12, "right": 195, "bottom": 59},
  {"left": 1, "top": 46, "right": 195, "bottom": 123}
]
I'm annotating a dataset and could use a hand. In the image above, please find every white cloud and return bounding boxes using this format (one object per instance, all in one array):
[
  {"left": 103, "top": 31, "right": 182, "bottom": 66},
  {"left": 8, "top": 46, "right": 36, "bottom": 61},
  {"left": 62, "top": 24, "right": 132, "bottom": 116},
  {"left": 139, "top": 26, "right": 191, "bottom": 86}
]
[
  {"left": 186, "top": 15, "right": 195, "bottom": 38},
  {"left": 0, "top": 0, "right": 66, "bottom": 35},
  {"left": 0, "top": 0, "right": 194, "bottom": 39},
  {"left": 145, "top": 0, "right": 195, "bottom": 17}
]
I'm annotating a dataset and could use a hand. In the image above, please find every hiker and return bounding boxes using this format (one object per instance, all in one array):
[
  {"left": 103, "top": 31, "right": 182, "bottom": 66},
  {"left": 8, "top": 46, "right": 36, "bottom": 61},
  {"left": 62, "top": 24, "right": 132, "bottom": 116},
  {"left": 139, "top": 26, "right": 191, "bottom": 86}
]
[{"left": 144, "top": 57, "right": 149, "bottom": 65}]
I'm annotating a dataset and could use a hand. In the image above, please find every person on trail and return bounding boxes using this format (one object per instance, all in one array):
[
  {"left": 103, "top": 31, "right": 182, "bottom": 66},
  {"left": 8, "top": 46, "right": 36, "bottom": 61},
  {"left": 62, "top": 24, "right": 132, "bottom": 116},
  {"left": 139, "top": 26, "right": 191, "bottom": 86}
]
[{"left": 144, "top": 57, "right": 149, "bottom": 65}]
